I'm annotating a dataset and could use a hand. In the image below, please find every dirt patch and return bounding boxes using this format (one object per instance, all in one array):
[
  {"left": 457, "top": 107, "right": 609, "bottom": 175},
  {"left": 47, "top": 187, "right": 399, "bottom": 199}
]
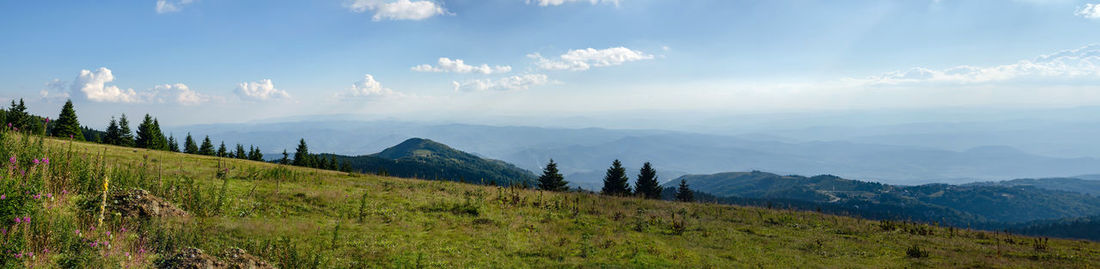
[
  {"left": 157, "top": 247, "right": 274, "bottom": 269},
  {"left": 109, "top": 189, "right": 188, "bottom": 218}
]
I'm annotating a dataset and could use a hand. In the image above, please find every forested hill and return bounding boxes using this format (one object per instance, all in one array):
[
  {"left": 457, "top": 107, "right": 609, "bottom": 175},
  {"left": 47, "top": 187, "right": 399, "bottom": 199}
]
[
  {"left": 666, "top": 171, "right": 1100, "bottom": 227},
  {"left": 323, "top": 138, "right": 537, "bottom": 186}
]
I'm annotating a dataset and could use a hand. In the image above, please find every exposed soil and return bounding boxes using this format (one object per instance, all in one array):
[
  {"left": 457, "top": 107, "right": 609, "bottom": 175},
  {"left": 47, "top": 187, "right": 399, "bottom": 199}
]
[{"left": 157, "top": 247, "right": 274, "bottom": 269}]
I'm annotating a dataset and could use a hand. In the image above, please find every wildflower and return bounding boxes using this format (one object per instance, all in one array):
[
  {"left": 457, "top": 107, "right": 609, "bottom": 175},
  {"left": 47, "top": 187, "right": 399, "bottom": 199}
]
[
  {"left": 61, "top": 190, "right": 68, "bottom": 195},
  {"left": 90, "top": 242, "right": 97, "bottom": 247},
  {"left": 138, "top": 248, "right": 146, "bottom": 254},
  {"left": 22, "top": 217, "right": 29, "bottom": 223},
  {"left": 14, "top": 253, "right": 21, "bottom": 259},
  {"left": 8, "top": 156, "right": 14, "bottom": 164},
  {"left": 46, "top": 193, "right": 52, "bottom": 199},
  {"left": 14, "top": 217, "right": 20, "bottom": 224},
  {"left": 74, "top": 229, "right": 80, "bottom": 235},
  {"left": 120, "top": 227, "right": 127, "bottom": 233},
  {"left": 42, "top": 158, "right": 48, "bottom": 165},
  {"left": 106, "top": 231, "right": 111, "bottom": 236},
  {"left": 33, "top": 194, "right": 40, "bottom": 199},
  {"left": 32, "top": 159, "right": 39, "bottom": 165},
  {"left": 1, "top": 194, "right": 6, "bottom": 199}
]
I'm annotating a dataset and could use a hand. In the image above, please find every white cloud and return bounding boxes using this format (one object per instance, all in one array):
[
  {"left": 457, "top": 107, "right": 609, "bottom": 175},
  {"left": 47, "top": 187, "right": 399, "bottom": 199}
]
[
  {"left": 235, "top": 79, "right": 291, "bottom": 101},
  {"left": 71, "top": 68, "right": 144, "bottom": 103},
  {"left": 861, "top": 44, "right": 1100, "bottom": 85},
  {"left": 1077, "top": 3, "right": 1100, "bottom": 19},
  {"left": 345, "top": 0, "right": 447, "bottom": 21},
  {"left": 340, "top": 74, "right": 401, "bottom": 98},
  {"left": 452, "top": 74, "right": 550, "bottom": 92},
  {"left": 529, "top": 47, "right": 654, "bottom": 71},
  {"left": 156, "top": 0, "right": 194, "bottom": 14},
  {"left": 526, "top": 0, "right": 620, "bottom": 7},
  {"left": 152, "top": 83, "right": 210, "bottom": 105},
  {"left": 411, "top": 58, "right": 512, "bottom": 74}
]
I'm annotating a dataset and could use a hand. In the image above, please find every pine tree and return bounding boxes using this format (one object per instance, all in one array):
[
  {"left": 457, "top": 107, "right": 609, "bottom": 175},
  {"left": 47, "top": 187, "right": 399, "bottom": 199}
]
[
  {"left": 293, "top": 139, "right": 310, "bottom": 166},
  {"left": 199, "top": 136, "right": 215, "bottom": 156},
  {"left": 183, "top": 133, "right": 198, "bottom": 154},
  {"left": 675, "top": 179, "right": 694, "bottom": 202},
  {"left": 103, "top": 117, "right": 120, "bottom": 145},
  {"left": 340, "top": 160, "right": 351, "bottom": 172},
  {"left": 6, "top": 99, "right": 28, "bottom": 131},
  {"left": 634, "top": 162, "right": 662, "bottom": 199},
  {"left": 118, "top": 114, "right": 135, "bottom": 147},
  {"left": 281, "top": 149, "right": 289, "bottom": 165},
  {"left": 168, "top": 134, "right": 180, "bottom": 152},
  {"left": 537, "top": 159, "right": 569, "bottom": 192},
  {"left": 328, "top": 156, "right": 338, "bottom": 170},
  {"left": 217, "top": 142, "right": 228, "bottom": 157},
  {"left": 234, "top": 144, "right": 246, "bottom": 159},
  {"left": 135, "top": 114, "right": 156, "bottom": 149},
  {"left": 152, "top": 118, "right": 168, "bottom": 150},
  {"left": 601, "top": 159, "right": 632, "bottom": 196},
  {"left": 248, "top": 146, "right": 263, "bottom": 161},
  {"left": 51, "top": 100, "right": 85, "bottom": 141}
]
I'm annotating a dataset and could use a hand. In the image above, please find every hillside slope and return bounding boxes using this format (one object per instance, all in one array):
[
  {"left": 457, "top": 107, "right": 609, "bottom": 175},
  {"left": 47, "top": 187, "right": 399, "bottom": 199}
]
[
  {"left": 3, "top": 133, "right": 1099, "bottom": 267},
  {"left": 670, "top": 171, "right": 1100, "bottom": 225},
  {"left": 327, "top": 138, "right": 537, "bottom": 186}
]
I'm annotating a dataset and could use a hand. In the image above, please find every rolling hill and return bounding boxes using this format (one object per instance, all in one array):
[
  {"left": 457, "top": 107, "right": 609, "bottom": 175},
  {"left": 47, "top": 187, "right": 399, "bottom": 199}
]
[
  {"left": 323, "top": 138, "right": 537, "bottom": 186},
  {"left": 667, "top": 171, "right": 1100, "bottom": 226}
]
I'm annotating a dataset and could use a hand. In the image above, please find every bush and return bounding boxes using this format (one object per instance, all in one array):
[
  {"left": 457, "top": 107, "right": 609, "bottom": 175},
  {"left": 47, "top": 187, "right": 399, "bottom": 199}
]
[{"left": 906, "top": 245, "right": 929, "bottom": 258}]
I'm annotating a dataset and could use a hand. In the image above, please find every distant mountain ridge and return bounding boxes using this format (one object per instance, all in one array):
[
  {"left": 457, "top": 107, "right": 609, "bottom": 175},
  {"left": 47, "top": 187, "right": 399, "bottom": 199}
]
[
  {"left": 965, "top": 177, "right": 1100, "bottom": 196},
  {"left": 325, "top": 138, "right": 537, "bottom": 186},
  {"left": 667, "top": 171, "right": 1100, "bottom": 226}
]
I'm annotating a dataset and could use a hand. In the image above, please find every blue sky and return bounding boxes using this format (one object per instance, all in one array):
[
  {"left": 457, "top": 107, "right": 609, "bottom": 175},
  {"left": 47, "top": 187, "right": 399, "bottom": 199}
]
[{"left": 1, "top": 0, "right": 1099, "bottom": 127}]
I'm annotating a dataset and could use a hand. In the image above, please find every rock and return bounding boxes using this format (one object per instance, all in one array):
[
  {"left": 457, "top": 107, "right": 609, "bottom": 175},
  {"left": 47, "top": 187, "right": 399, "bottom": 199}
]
[
  {"left": 157, "top": 247, "right": 274, "bottom": 269},
  {"left": 109, "top": 189, "right": 188, "bottom": 218},
  {"left": 157, "top": 247, "right": 225, "bottom": 269},
  {"left": 220, "top": 248, "right": 274, "bottom": 269}
]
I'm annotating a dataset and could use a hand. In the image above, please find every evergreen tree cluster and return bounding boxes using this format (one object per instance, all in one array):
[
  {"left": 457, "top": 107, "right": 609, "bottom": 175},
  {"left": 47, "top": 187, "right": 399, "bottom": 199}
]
[{"left": 289, "top": 138, "right": 352, "bottom": 172}]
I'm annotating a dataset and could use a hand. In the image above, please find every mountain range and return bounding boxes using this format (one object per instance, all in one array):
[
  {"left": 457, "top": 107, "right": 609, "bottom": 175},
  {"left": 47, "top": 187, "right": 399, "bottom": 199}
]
[{"left": 322, "top": 138, "right": 537, "bottom": 187}]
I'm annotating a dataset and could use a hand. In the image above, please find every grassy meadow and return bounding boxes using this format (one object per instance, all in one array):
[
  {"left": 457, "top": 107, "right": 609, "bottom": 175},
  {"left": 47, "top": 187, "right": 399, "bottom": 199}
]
[{"left": 1, "top": 131, "right": 1098, "bottom": 268}]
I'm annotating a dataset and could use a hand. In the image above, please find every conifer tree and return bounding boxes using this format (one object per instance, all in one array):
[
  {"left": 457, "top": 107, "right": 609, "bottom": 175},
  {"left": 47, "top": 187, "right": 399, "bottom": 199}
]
[
  {"left": 340, "top": 160, "right": 351, "bottom": 172},
  {"left": 103, "top": 117, "right": 120, "bottom": 145},
  {"left": 217, "top": 142, "right": 228, "bottom": 157},
  {"left": 634, "top": 162, "right": 662, "bottom": 199},
  {"left": 328, "top": 155, "right": 338, "bottom": 170},
  {"left": 281, "top": 149, "right": 289, "bottom": 165},
  {"left": 537, "top": 159, "right": 569, "bottom": 192},
  {"left": 184, "top": 133, "right": 198, "bottom": 154},
  {"left": 248, "top": 146, "right": 263, "bottom": 161},
  {"left": 168, "top": 134, "right": 180, "bottom": 152},
  {"left": 675, "top": 179, "right": 694, "bottom": 202},
  {"left": 293, "top": 139, "right": 310, "bottom": 166},
  {"left": 235, "top": 144, "right": 246, "bottom": 159},
  {"left": 601, "top": 159, "right": 632, "bottom": 196},
  {"left": 135, "top": 114, "right": 156, "bottom": 149},
  {"left": 152, "top": 118, "right": 168, "bottom": 150},
  {"left": 6, "top": 99, "right": 28, "bottom": 131},
  {"left": 118, "top": 114, "right": 135, "bottom": 147},
  {"left": 199, "top": 136, "right": 215, "bottom": 156},
  {"left": 51, "top": 100, "right": 85, "bottom": 141}
]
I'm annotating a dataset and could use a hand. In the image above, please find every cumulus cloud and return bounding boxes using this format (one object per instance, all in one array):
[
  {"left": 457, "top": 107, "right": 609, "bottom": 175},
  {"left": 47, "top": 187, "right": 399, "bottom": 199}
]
[
  {"left": 529, "top": 47, "right": 654, "bottom": 71},
  {"left": 340, "top": 74, "right": 401, "bottom": 98},
  {"left": 452, "top": 74, "right": 550, "bottom": 92},
  {"left": 43, "top": 67, "right": 213, "bottom": 105},
  {"left": 526, "top": 0, "right": 620, "bottom": 7},
  {"left": 345, "top": 0, "right": 447, "bottom": 21},
  {"left": 235, "top": 79, "right": 291, "bottom": 101},
  {"left": 1078, "top": 3, "right": 1100, "bottom": 19},
  {"left": 71, "top": 68, "right": 144, "bottom": 103},
  {"left": 861, "top": 44, "right": 1100, "bottom": 85},
  {"left": 411, "top": 58, "right": 511, "bottom": 74},
  {"left": 152, "top": 84, "right": 210, "bottom": 105},
  {"left": 156, "top": 0, "right": 194, "bottom": 14}
]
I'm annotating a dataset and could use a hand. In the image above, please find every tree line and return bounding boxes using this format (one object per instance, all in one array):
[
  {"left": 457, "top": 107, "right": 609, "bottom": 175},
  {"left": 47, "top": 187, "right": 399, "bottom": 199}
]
[{"left": 536, "top": 158, "right": 694, "bottom": 202}]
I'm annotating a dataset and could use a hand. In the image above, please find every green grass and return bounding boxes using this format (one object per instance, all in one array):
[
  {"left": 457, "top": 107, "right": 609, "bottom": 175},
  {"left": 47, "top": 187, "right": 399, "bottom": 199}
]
[{"left": 3, "top": 132, "right": 1100, "bottom": 268}]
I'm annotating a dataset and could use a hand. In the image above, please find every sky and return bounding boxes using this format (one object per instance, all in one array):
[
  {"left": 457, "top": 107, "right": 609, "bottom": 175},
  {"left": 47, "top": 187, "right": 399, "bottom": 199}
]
[{"left": 1, "top": 0, "right": 1100, "bottom": 128}]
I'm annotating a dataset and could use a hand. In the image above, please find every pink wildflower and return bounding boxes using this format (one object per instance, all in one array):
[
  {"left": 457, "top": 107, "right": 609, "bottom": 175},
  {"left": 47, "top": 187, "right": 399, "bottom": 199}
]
[
  {"left": 22, "top": 217, "right": 29, "bottom": 223},
  {"left": 1, "top": 194, "right": 6, "bottom": 199},
  {"left": 42, "top": 158, "right": 48, "bottom": 165},
  {"left": 46, "top": 193, "right": 52, "bottom": 199},
  {"left": 8, "top": 156, "right": 14, "bottom": 164},
  {"left": 13, "top": 217, "right": 20, "bottom": 224},
  {"left": 32, "top": 159, "right": 39, "bottom": 165}
]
